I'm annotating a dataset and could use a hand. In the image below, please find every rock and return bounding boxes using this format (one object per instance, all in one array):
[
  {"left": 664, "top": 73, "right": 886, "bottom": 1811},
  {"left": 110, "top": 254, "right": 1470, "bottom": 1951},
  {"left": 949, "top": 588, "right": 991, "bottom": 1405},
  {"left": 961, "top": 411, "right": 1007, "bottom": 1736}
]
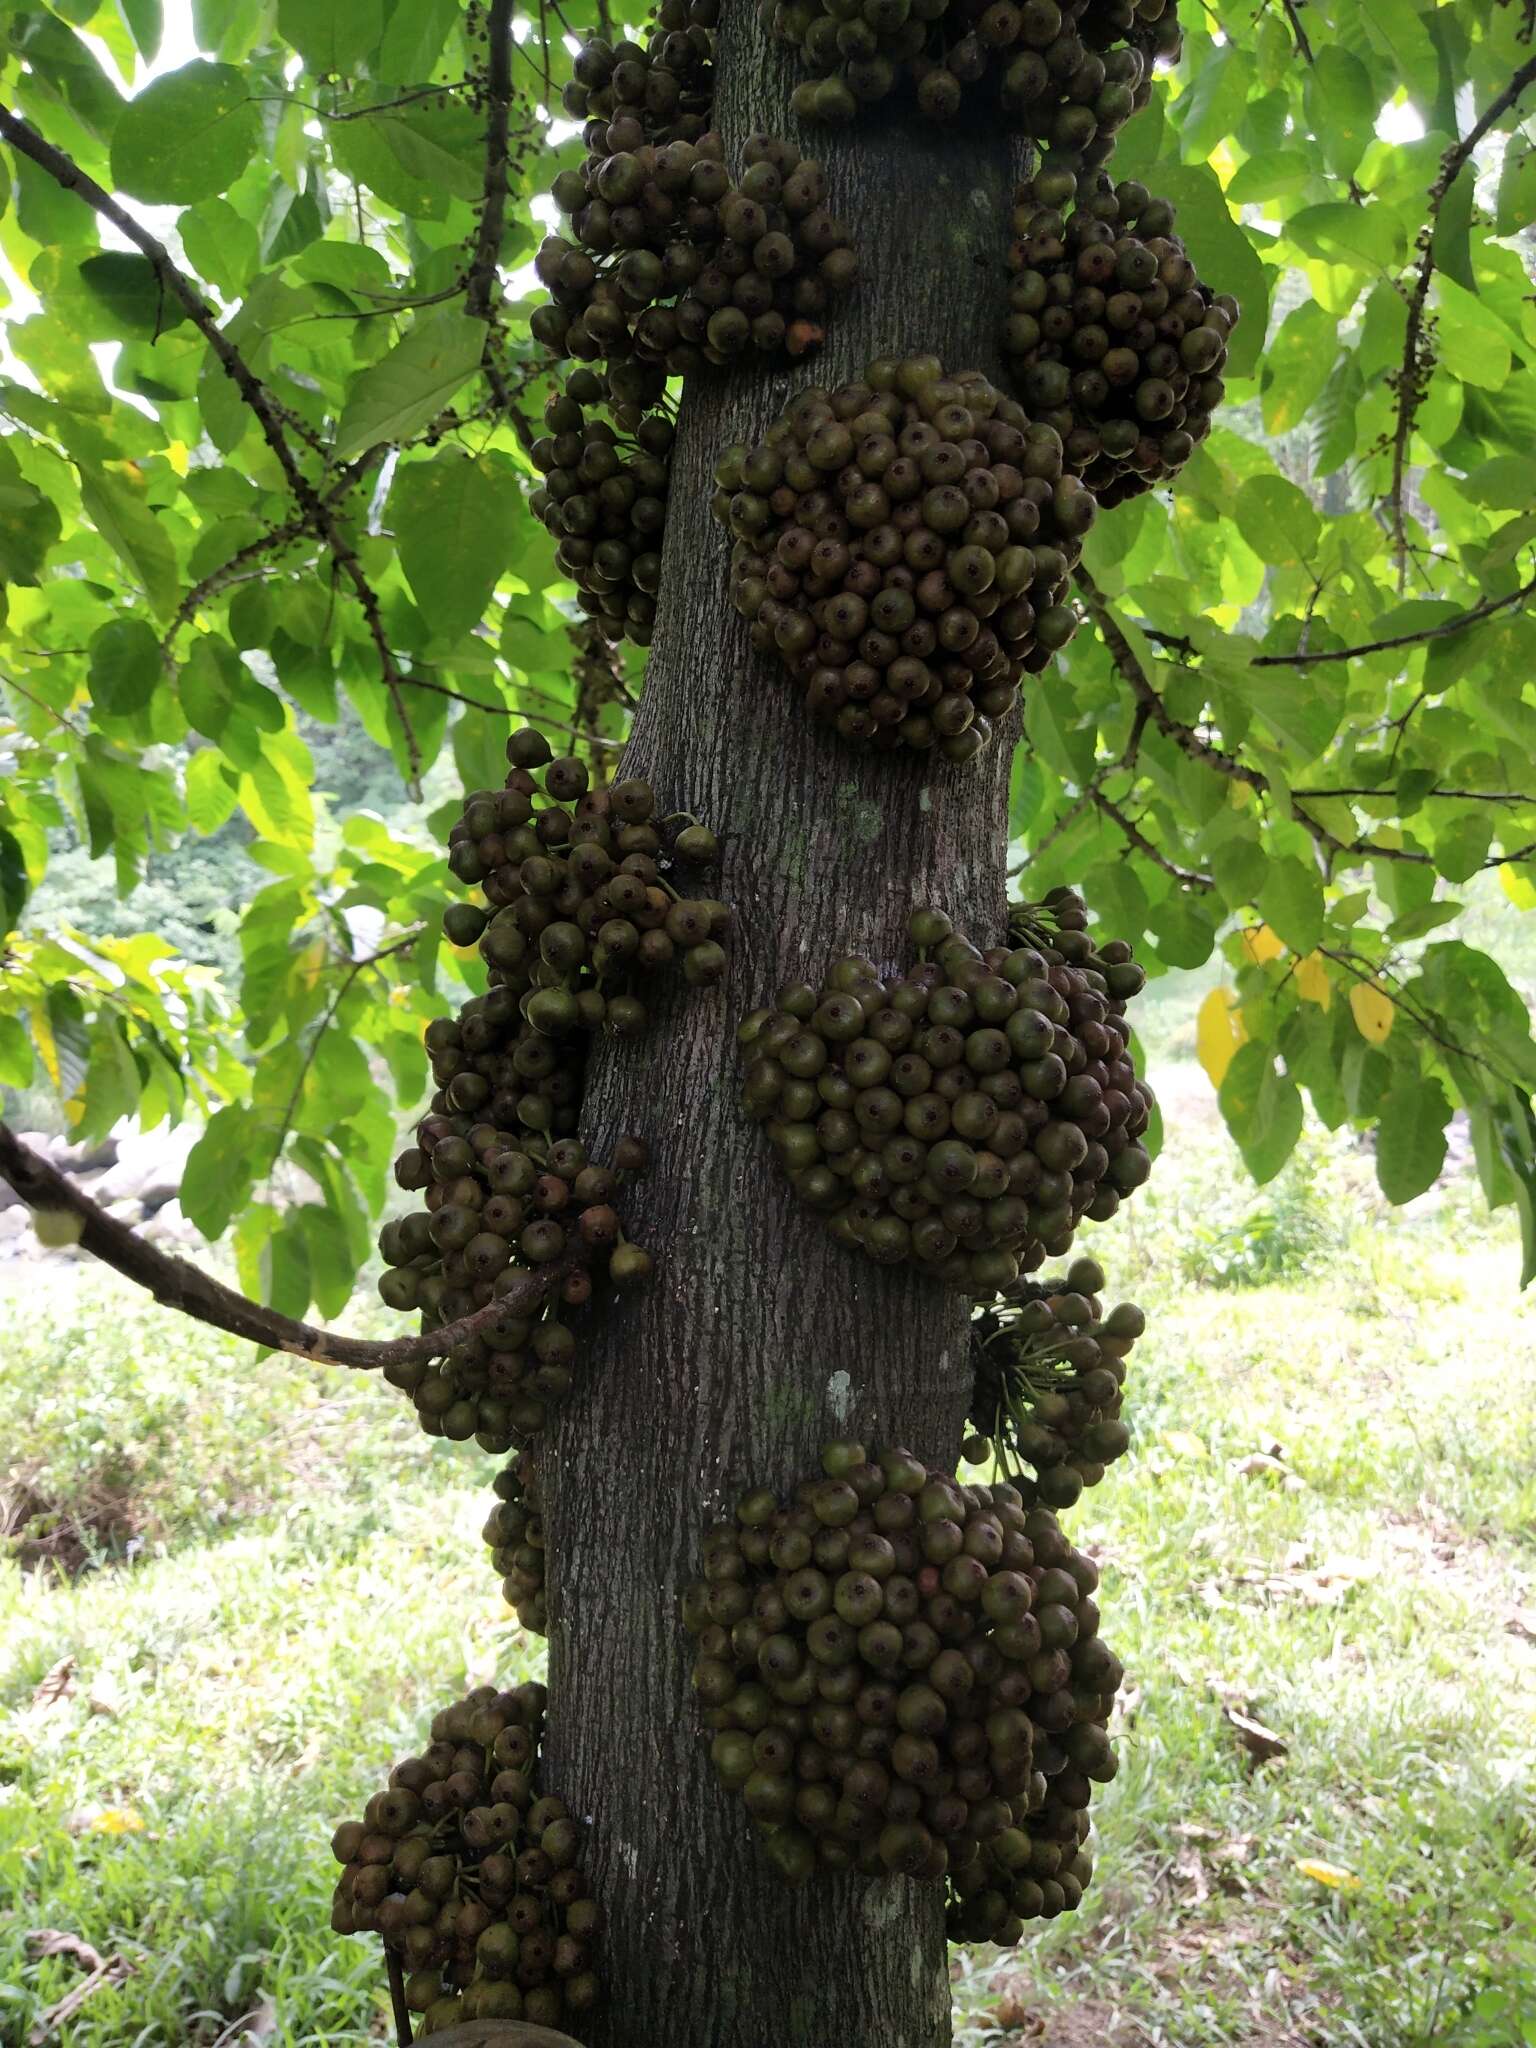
[
  {"left": 0, "top": 1207, "right": 29, "bottom": 1241},
  {"left": 141, "top": 1199, "right": 197, "bottom": 1245},
  {"left": 40, "top": 1131, "right": 120, "bottom": 1173},
  {"left": 91, "top": 1125, "right": 198, "bottom": 1213}
]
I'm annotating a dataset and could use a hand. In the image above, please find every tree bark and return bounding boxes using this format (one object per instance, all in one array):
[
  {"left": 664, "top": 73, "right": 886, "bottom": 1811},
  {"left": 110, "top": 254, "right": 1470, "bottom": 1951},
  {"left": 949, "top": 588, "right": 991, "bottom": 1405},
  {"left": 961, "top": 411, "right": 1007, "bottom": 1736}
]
[{"left": 541, "top": 10, "right": 1025, "bottom": 2045}]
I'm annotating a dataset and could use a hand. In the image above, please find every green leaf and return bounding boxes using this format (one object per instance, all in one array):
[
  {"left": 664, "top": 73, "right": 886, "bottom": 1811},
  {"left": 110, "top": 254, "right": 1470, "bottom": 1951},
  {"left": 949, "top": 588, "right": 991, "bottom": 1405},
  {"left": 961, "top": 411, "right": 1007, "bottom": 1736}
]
[
  {"left": 78, "top": 467, "right": 179, "bottom": 621},
  {"left": 0, "top": 1013, "right": 32, "bottom": 1088},
  {"left": 277, "top": 0, "right": 383, "bottom": 72},
  {"left": 1148, "top": 163, "right": 1268, "bottom": 379},
  {"left": 1262, "top": 302, "right": 1338, "bottom": 437},
  {"left": 184, "top": 747, "right": 240, "bottom": 833},
  {"left": 1433, "top": 811, "right": 1493, "bottom": 883},
  {"left": 1258, "top": 856, "right": 1324, "bottom": 955},
  {"left": 1219, "top": 1041, "right": 1304, "bottom": 1185},
  {"left": 1285, "top": 203, "right": 1404, "bottom": 276},
  {"left": 299, "top": 1203, "right": 357, "bottom": 1317},
  {"left": 0, "top": 828, "right": 27, "bottom": 939},
  {"left": 0, "top": 445, "right": 61, "bottom": 584},
  {"left": 391, "top": 452, "right": 522, "bottom": 644},
  {"left": 180, "top": 1103, "right": 256, "bottom": 1238},
  {"left": 376, "top": 0, "right": 459, "bottom": 78},
  {"left": 333, "top": 311, "right": 489, "bottom": 462},
  {"left": 1174, "top": 44, "right": 1253, "bottom": 161},
  {"left": 110, "top": 61, "right": 259, "bottom": 204},
  {"left": 88, "top": 617, "right": 161, "bottom": 717},
  {"left": 178, "top": 199, "right": 260, "bottom": 299},
  {"left": 1234, "top": 475, "right": 1320, "bottom": 567},
  {"left": 75, "top": 254, "right": 189, "bottom": 340},
  {"left": 1304, "top": 46, "right": 1376, "bottom": 181},
  {"left": 1375, "top": 1077, "right": 1451, "bottom": 1203},
  {"left": 261, "top": 1214, "right": 312, "bottom": 1319},
  {"left": 1433, "top": 276, "right": 1512, "bottom": 390},
  {"left": 120, "top": 0, "right": 164, "bottom": 59}
]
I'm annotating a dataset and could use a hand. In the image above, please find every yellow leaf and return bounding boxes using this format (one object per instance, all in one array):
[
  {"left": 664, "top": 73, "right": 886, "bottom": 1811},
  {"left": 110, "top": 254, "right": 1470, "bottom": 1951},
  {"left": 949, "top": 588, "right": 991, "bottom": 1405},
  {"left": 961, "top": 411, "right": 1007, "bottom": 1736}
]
[
  {"left": 1349, "top": 982, "right": 1394, "bottom": 1045},
  {"left": 1165, "top": 1430, "right": 1208, "bottom": 1460},
  {"left": 1241, "top": 924, "right": 1285, "bottom": 964},
  {"left": 1295, "top": 953, "right": 1332, "bottom": 1010},
  {"left": 1500, "top": 863, "right": 1536, "bottom": 911},
  {"left": 165, "top": 440, "right": 189, "bottom": 475},
  {"left": 32, "top": 1000, "right": 59, "bottom": 1090},
  {"left": 1295, "top": 1858, "right": 1361, "bottom": 1890},
  {"left": 1196, "top": 987, "right": 1245, "bottom": 1088},
  {"left": 88, "top": 1806, "right": 146, "bottom": 1835}
]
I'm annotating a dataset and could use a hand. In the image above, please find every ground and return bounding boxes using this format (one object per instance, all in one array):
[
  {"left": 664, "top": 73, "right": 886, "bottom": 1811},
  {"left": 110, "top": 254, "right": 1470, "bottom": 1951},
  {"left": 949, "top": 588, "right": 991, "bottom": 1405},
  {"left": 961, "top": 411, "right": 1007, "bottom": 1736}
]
[{"left": 1, "top": 1052, "right": 1533, "bottom": 2048}]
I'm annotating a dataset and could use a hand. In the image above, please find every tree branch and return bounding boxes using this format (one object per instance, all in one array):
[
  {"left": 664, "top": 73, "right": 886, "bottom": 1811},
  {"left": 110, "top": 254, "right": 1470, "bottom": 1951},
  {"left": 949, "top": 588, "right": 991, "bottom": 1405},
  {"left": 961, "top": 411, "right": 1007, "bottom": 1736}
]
[
  {"left": 1277, "top": 0, "right": 1313, "bottom": 63},
  {"left": 1388, "top": 55, "right": 1536, "bottom": 581},
  {"left": 0, "top": 106, "right": 421, "bottom": 789},
  {"left": 1073, "top": 567, "right": 1523, "bottom": 876},
  {"left": 1090, "top": 790, "right": 1214, "bottom": 888},
  {"left": 1141, "top": 573, "right": 1536, "bottom": 668},
  {"left": 1290, "top": 785, "right": 1535, "bottom": 804},
  {"left": 466, "top": 0, "right": 516, "bottom": 327},
  {"left": 0, "top": 1119, "right": 567, "bottom": 1370}
]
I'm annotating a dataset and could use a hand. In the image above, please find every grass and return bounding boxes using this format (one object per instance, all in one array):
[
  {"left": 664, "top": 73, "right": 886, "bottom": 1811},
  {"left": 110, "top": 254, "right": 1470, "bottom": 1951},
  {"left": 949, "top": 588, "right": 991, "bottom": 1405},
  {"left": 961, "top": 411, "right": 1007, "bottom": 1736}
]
[{"left": 2, "top": 1068, "right": 1535, "bottom": 2048}]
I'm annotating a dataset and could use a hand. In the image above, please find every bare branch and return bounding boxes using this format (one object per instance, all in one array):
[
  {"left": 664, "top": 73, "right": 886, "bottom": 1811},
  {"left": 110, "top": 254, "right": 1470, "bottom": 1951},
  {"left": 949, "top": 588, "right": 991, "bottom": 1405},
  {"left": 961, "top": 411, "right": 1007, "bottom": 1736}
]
[{"left": 0, "top": 1119, "right": 570, "bottom": 1371}]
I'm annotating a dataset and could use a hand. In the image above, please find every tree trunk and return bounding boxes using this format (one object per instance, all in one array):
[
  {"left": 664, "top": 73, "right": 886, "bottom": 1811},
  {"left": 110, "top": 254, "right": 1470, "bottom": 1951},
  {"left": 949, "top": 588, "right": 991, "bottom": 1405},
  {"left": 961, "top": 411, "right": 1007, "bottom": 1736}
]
[{"left": 542, "top": 11, "right": 1024, "bottom": 2044}]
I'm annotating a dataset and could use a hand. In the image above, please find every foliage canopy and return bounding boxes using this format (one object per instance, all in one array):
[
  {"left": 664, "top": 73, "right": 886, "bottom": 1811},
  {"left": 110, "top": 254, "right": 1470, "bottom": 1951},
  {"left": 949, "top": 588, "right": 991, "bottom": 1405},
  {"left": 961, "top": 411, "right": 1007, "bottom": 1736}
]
[{"left": 1, "top": 0, "right": 1535, "bottom": 1312}]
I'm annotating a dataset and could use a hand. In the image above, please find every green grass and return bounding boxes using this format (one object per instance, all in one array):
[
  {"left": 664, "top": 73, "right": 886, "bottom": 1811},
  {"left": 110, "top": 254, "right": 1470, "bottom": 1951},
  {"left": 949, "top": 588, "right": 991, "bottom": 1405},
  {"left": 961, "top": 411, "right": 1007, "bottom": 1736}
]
[{"left": 3, "top": 1073, "right": 1535, "bottom": 2047}]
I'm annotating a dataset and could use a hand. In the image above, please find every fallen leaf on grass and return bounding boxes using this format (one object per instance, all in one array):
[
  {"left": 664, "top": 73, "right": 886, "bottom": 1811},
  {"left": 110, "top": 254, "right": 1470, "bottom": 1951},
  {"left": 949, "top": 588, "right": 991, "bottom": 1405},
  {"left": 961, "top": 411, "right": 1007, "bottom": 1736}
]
[
  {"left": 1173, "top": 1844, "right": 1211, "bottom": 1904},
  {"left": 1223, "top": 1704, "right": 1289, "bottom": 1766},
  {"left": 1295, "top": 1858, "right": 1361, "bottom": 1890},
  {"left": 25, "top": 1932, "right": 104, "bottom": 1971},
  {"left": 66, "top": 1806, "right": 146, "bottom": 1836},
  {"left": 1164, "top": 1430, "right": 1208, "bottom": 1460},
  {"left": 30, "top": 1658, "right": 75, "bottom": 1709},
  {"left": 25, "top": 1942, "right": 134, "bottom": 2046},
  {"left": 1231, "top": 1452, "right": 1292, "bottom": 1482},
  {"left": 210, "top": 1993, "right": 278, "bottom": 2046}
]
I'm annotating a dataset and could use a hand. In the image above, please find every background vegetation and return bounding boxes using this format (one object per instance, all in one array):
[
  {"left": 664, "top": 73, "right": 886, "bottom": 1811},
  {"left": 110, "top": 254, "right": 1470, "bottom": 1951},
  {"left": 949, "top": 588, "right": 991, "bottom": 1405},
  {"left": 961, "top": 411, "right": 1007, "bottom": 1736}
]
[{"left": 4, "top": 1064, "right": 1533, "bottom": 2047}]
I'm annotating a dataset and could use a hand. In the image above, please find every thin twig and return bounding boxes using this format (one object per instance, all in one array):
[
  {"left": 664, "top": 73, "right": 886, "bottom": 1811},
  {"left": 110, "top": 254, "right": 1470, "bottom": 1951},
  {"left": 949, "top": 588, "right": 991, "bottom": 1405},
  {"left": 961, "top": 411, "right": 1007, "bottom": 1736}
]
[
  {"left": 1090, "top": 791, "right": 1214, "bottom": 889},
  {"left": 1388, "top": 55, "right": 1536, "bottom": 581},
  {"left": 269, "top": 932, "right": 424, "bottom": 1173},
  {"left": 1290, "top": 785, "right": 1534, "bottom": 804},
  {"left": 0, "top": 672, "right": 84, "bottom": 736},
  {"left": 1141, "top": 573, "right": 1536, "bottom": 667},
  {"left": 1074, "top": 568, "right": 1520, "bottom": 876},
  {"left": 1277, "top": 0, "right": 1313, "bottom": 62},
  {"left": 0, "top": 1119, "right": 573, "bottom": 1370}
]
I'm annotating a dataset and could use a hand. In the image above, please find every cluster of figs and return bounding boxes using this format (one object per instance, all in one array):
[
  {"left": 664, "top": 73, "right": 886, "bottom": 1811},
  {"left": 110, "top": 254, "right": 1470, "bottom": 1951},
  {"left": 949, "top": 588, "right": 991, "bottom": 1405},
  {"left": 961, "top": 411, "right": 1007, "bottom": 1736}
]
[
  {"left": 739, "top": 890, "right": 1153, "bottom": 1290},
  {"left": 685, "top": 1439, "right": 1120, "bottom": 1938},
  {"left": 373, "top": 724, "right": 727, "bottom": 1452}
]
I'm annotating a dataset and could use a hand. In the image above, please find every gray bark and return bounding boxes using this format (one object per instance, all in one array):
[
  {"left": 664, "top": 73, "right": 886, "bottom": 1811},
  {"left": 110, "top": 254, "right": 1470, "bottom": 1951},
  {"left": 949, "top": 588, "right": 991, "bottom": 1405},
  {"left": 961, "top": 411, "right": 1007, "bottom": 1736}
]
[{"left": 542, "top": 9, "right": 1024, "bottom": 2044}]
